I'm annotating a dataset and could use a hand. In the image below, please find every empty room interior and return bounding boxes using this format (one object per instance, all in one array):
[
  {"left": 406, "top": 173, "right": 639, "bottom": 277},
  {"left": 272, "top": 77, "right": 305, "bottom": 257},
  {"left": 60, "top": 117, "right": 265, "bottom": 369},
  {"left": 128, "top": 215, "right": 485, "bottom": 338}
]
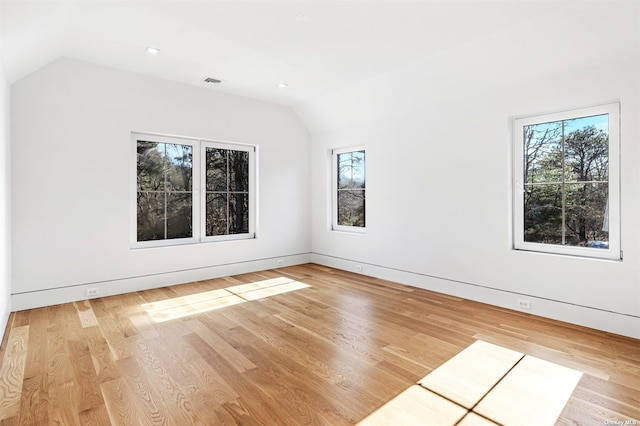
[{"left": 0, "top": 1, "right": 639, "bottom": 425}]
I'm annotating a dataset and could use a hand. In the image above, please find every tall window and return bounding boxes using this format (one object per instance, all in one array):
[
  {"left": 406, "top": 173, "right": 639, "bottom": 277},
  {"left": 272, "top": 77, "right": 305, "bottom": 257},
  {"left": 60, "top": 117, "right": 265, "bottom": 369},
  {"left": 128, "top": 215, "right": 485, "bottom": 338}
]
[
  {"left": 203, "top": 143, "right": 251, "bottom": 238},
  {"left": 513, "top": 103, "right": 620, "bottom": 259},
  {"left": 132, "top": 133, "right": 256, "bottom": 248},
  {"left": 332, "top": 147, "right": 366, "bottom": 232},
  {"left": 136, "top": 138, "right": 195, "bottom": 242}
]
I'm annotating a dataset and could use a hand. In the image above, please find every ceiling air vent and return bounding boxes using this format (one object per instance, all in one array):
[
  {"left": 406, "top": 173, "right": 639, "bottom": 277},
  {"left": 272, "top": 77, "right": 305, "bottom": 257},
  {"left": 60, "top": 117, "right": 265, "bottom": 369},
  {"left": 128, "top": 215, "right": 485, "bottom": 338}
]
[{"left": 204, "top": 77, "right": 221, "bottom": 84}]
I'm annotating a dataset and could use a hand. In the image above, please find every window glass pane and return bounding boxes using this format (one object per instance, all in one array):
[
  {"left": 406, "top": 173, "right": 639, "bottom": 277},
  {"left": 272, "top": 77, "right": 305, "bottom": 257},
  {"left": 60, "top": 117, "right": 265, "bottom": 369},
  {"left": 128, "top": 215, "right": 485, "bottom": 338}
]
[
  {"left": 229, "top": 193, "right": 249, "bottom": 234},
  {"left": 564, "top": 114, "right": 608, "bottom": 183},
  {"left": 229, "top": 150, "right": 249, "bottom": 192},
  {"left": 204, "top": 147, "right": 250, "bottom": 237},
  {"left": 338, "top": 190, "right": 365, "bottom": 227},
  {"left": 166, "top": 192, "right": 192, "bottom": 239},
  {"left": 137, "top": 141, "right": 165, "bottom": 191},
  {"left": 522, "top": 114, "right": 611, "bottom": 248},
  {"left": 137, "top": 192, "right": 165, "bottom": 241},
  {"left": 564, "top": 183, "right": 609, "bottom": 247},
  {"left": 165, "top": 144, "right": 193, "bottom": 191},
  {"left": 338, "top": 151, "right": 365, "bottom": 189},
  {"left": 206, "top": 148, "right": 227, "bottom": 191},
  {"left": 523, "top": 122, "right": 562, "bottom": 184},
  {"left": 524, "top": 184, "right": 562, "bottom": 244},
  {"left": 206, "top": 193, "right": 228, "bottom": 236}
]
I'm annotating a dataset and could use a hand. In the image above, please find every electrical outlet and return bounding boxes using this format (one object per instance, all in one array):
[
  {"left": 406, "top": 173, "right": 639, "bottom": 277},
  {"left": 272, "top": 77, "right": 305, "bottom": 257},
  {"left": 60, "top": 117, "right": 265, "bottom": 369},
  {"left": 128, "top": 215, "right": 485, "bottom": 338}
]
[
  {"left": 276, "top": 259, "right": 284, "bottom": 266},
  {"left": 517, "top": 299, "right": 531, "bottom": 309},
  {"left": 86, "top": 288, "right": 100, "bottom": 297},
  {"left": 355, "top": 265, "right": 363, "bottom": 273}
]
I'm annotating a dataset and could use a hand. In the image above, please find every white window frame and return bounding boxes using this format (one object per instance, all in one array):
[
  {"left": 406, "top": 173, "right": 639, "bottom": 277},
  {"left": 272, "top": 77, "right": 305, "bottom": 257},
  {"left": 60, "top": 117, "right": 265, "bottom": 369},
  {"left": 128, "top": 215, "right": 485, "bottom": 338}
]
[
  {"left": 200, "top": 141, "right": 256, "bottom": 243},
  {"left": 131, "top": 132, "right": 256, "bottom": 249},
  {"left": 513, "top": 103, "right": 620, "bottom": 260},
  {"left": 332, "top": 146, "right": 366, "bottom": 233}
]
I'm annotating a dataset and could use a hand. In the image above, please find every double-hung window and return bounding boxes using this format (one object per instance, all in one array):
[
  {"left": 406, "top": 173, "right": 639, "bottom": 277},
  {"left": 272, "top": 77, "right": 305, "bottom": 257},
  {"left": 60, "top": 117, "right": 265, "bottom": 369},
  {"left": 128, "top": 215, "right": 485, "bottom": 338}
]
[
  {"left": 513, "top": 103, "right": 620, "bottom": 259},
  {"left": 332, "top": 147, "right": 366, "bottom": 232},
  {"left": 201, "top": 142, "right": 253, "bottom": 241},
  {"left": 133, "top": 133, "right": 256, "bottom": 248}
]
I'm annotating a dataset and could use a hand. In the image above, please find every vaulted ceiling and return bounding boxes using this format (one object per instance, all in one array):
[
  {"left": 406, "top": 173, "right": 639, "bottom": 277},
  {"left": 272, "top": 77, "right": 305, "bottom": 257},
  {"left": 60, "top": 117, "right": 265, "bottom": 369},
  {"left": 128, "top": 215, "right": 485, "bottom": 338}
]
[{"left": 2, "top": 1, "right": 574, "bottom": 107}]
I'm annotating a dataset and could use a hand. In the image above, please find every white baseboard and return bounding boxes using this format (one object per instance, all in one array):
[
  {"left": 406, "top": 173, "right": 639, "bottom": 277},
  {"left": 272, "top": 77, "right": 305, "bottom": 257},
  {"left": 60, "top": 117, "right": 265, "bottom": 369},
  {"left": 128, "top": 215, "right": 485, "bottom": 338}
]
[
  {"left": 11, "top": 253, "right": 311, "bottom": 311},
  {"left": 311, "top": 253, "right": 640, "bottom": 340}
]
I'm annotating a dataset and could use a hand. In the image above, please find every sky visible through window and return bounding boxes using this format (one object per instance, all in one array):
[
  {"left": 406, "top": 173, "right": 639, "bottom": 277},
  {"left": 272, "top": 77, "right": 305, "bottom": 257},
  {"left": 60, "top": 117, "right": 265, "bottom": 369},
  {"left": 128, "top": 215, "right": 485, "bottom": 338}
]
[{"left": 531, "top": 113, "right": 608, "bottom": 135}]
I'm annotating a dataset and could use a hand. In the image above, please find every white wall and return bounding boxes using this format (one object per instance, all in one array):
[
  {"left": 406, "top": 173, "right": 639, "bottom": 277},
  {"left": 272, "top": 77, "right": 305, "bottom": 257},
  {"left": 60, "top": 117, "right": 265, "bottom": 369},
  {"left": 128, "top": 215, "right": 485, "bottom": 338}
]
[
  {"left": 303, "top": 3, "right": 640, "bottom": 338},
  {"left": 0, "top": 10, "right": 12, "bottom": 344},
  {"left": 11, "top": 58, "right": 311, "bottom": 308}
]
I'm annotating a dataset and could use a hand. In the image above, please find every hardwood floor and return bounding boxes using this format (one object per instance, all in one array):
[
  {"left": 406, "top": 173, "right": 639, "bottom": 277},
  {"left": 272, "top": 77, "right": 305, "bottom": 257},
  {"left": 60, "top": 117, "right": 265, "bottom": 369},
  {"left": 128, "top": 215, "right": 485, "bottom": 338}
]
[{"left": 0, "top": 263, "right": 638, "bottom": 425}]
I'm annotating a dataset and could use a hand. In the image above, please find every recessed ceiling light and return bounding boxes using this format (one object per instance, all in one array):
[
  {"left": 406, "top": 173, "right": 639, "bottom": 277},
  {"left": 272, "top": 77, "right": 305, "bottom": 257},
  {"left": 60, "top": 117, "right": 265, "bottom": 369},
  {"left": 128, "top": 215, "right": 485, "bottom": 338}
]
[
  {"left": 278, "top": 83, "right": 288, "bottom": 88},
  {"left": 145, "top": 46, "right": 160, "bottom": 55}
]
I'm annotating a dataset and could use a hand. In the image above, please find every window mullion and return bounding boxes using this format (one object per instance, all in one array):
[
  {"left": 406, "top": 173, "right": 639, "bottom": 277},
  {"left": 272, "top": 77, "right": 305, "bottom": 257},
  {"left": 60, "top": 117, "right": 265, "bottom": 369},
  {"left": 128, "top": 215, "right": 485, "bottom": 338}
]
[
  {"left": 561, "top": 119, "right": 566, "bottom": 246},
  {"left": 226, "top": 150, "right": 231, "bottom": 235},
  {"left": 164, "top": 144, "right": 169, "bottom": 239}
]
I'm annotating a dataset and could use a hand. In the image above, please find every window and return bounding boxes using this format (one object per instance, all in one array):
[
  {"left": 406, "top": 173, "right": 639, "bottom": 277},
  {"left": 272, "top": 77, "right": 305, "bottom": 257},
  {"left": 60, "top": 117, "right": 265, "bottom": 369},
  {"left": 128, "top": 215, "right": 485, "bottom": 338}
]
[
  {"left": 202, "top": 142, "right": 251, "bottom": 239},
  {"left": 136, "top": 136, "right": 196, "bottom": 244},
  {"left": 332, "top": 147, "right": 366, "bottom": 232},
  {"left": 133, "top": 133, "right": 256, "bottom": 248},
  {"left": 513, "top": 103, "right": 620, "bottom": 259}
]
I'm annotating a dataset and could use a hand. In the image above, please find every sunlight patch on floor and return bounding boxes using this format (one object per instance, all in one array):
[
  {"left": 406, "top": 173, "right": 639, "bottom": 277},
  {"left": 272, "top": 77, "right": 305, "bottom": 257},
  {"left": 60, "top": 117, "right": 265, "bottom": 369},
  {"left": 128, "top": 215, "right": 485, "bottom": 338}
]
[
  {"left": 358, "top": 385, "right": 467, "bottom": 425},
  {"left": 141, "top": 277, "right": 310, "bottom": 322},
  {"left": 418, "top": 340, "right": 524, "bottom": 409},
  {"left": 357, "top": 340, "right": 582, "bottom": 426},
  {"left": 473, "top": 354, "right": 583, "bottom": 425}
]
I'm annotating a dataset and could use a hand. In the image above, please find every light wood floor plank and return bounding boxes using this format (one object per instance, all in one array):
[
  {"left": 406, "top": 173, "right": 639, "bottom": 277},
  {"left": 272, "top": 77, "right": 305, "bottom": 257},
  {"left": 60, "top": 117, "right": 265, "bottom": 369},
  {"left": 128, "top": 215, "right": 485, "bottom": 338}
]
[
  {"left": 0, "top": 325, "right": 29, "bottom": 421},
  {"left": 18, "top": 374, "right": 49, "bottom": 424},
  {"left": 67, "top": 339, "right": 111, "bottom": 424},
  {"left": 127, "top": 335, "right": 200, "bottom": 425},
  {"left": 185, "top": 318, "right": 257, "bottom": 373},
  {"left": 47, "top": 381, "right": 81, "bottom": 425},
  {"left": 100, "top": 377, "right": 145, "bottom": 426},
  {"left": 75, "top": 300, "right": 99, "bottom": 328},
  {"left": 18, "top": 310, "right": 49, "bottom": 424},
  {"left": 96, "top": 314, "right": 132, "bottom": 361},
  {"left": 114, "top": 355, "right": 169, "bottom": 425}
]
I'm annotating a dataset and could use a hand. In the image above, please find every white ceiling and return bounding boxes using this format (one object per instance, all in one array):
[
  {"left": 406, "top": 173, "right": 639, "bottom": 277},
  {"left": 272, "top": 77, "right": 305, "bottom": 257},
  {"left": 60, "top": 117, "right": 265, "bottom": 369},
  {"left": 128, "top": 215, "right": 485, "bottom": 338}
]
[{"left": 0, "top": 0, "right": 570, "bottom": 107}]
